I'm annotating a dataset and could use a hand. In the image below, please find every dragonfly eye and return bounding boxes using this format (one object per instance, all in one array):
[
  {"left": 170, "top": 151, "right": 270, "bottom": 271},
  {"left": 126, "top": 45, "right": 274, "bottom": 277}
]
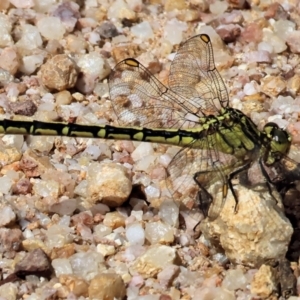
[{"left": 263, "top": 122, "right": 291, "bottom": 165}]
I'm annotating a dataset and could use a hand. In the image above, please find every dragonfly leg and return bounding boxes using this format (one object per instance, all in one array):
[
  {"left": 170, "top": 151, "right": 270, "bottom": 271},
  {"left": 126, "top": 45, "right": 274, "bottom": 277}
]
[
  {"left": 228, "top": 162, "right": 252, "bottom": 213},
  {"left": 193, "top": 172, "right": 213, "bottom": 218},
  {"left": 194, "top": 161, "right": 251, "bottom": 218},
  {"left": 258, "top": 157, "right": 280, "bottom": 204}
]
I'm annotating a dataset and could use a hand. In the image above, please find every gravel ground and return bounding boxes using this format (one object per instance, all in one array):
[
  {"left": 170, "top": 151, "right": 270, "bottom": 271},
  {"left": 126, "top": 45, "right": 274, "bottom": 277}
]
[{"left": 0, "top": 0, "right": 300, "bottom": 299}]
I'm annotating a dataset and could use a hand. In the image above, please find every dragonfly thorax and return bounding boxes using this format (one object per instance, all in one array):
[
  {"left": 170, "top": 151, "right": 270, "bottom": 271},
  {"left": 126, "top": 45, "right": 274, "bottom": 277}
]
[{"left": 262, "top": 122, "right": 291, "bottom": 165}]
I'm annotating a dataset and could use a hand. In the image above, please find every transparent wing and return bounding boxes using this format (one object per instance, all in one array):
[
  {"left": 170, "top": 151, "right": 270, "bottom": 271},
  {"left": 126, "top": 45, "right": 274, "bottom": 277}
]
[
  {"left": 167, "top": 136, "right": 239, "bottom": 220},
  {"left": 169, "top": 34, "right": 229, "bottom": 116},
  {"left": 109, "top": 34, "right": 228, "bottom": 129},
  {"left": 109, "top": 58, "right": 199, "bottom": 129}
]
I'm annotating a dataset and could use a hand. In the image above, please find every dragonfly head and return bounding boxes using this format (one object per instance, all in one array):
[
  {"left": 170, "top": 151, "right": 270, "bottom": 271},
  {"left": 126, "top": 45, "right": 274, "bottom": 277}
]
[{"left": 263, "top": 122, "right": 291, "bottom": 165}]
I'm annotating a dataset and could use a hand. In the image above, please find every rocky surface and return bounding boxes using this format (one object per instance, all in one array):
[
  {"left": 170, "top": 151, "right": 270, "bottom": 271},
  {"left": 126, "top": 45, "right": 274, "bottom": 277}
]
[{"left": 0, "top": 0, "right": 299, "bottom": 299}]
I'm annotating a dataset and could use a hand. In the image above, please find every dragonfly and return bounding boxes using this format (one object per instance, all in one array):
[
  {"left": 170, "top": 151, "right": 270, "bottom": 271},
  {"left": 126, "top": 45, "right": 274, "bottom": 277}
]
[{"left": 0, "top": 34, "right": 297, "bottom": 220}]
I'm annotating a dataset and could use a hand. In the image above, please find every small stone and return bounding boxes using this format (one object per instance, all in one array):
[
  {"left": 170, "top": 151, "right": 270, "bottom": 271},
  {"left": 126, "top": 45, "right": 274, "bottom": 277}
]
[
  {"left": 15, "top": 248, "right": 52, "bottom": 279},
  {"left": 159, "top": 200, "right": 179, "bottom": 228},
  {"left": 0, "top": 13, "right": 13, "bottom": 47},
  {"left": 16, "top": 24, "right": 43, "bottom": 51},
  {"left": 72, "top": 92, "right": 84, "bottom": 101},
  {"left": 210, "top": 0, "right": 228, "bottom": 15},
  {"left": 77, "top": 52, "right": 111, "bottom": 80},
  {"left": 50, "top": 198, "right": 77, "bottom": 216},
  {"left": 0, "top": 162, "right": 20, "bottom": 176},
  {"left": 46, "top": 39, "right": 63, "bottom": 54},
  {"left": 8, "top": 100, "right": 37, "bottom": 116},
  {"left": 52, "top": 258, "right": 73, "bottom": 276},
  {"left": 10, "top": 0, "right": 34, "bottom": 8},
  {"left": 0, "top": 47, "right": 20, "bottom": 75},
  {"left": 96, "top": 21, "right": 119, "bottom": 38},
  {"left": 77, "top": 17, "right": 98, "bottom": 29},
  {"left": 286, "top": 31, "right": 300, "bottom": 54},
  {"left": 0, "top": 68, "right": 14, "bottom": 86},
  {"left": 37, "top": 16, "right": 66, "bottom": 40},
  {"left": 65, "top": 34, "right": 87, "bottom": 53},
  {"left": 103, "top": 211, "right": 126, "bottom": 229},
  {"left": 218, "top": 11, "right": 244, "bottom": 25},
  {"left": 55, "top": 90, "right": 72, "bottom": 105},
  {"left": 69, "top": 251, "right": 105, "bottom": 281},
  {"left": 287, "top": 74, "right": 300, "bottom": 96},
  {"left": 274, "top": 20, "right": 296, "bottom": 41},
  {"left": 251, "top": 265, "right": 277, "bottom": 298},
  {"left": 130, "top": 245, "right": 179, "bottom": 278},
  {"left": 145, "top": 221, "right": 174, "bottom": 244},
  {"left": 0, "top": 147, "right": 22, "bottom": 167},
  {"left": 59, "top": 274, "right": 89, "bottom": 297},
  {"left": 264, "top": 3, "right": 288, "bottom": 20},
  {"left": 33, "top": 178, "right": 60, "bottom": 198},
  {"left": 216, "top": 24, "right": 241, "bottom": 43},
  {"left": 0, "top": 228, "right": 22, "bottom": 257},
  {"left": 75, "top": 76, "right": 93, "bottom": 95},
  {"left": 126, "top": 222, "right": 145, "bottom": 245},
  {"left": 177, "top": 8, "right": 199, "bottom": 22},
  {"left": 107, "top": 0, "right": 136, "bottom": 20},
  {"left": 94, "top": 82, "right": 109, "bottom": 97},
  {"left": 96, "top": 244, "right": 116, "bottom": 257},
  {"left": 86, "top": 31, "right": 100, "bottom": 45},
  {"left": 111, "top": 43, "right": 141, "bottom": 63},
  {"left": 157, "top": 265, "right": 180, "bottom": 287},
  {"left": 72, "top": 211, "right": 94, "bottom": 227},
  {"left": 260, "top": 75, "right": 286, "bottom": 97},
  {"left": 263, "top": 30, "right": 287, "bottom": 54},
  {"left": 40, "top": 54, "right": 77, "bottom": 91},
  {"left": 88, "top": 273, "right": 126, "bottom": 300},
  {"left": 244, "top": 51, "right": 272, "bottom": 63},
  {"left": 239, "top": 23, "right": 263, "bottom": 44},
  {"left": 0, "top": 175, "right": 13, "bottom": 194},
  {"left": 50, "top": 243, "right": 75, "bottom": 260},
  {"left": 52, "top": 2, "right": 80, "bottom": 32},
  {"left": 12, "top": 178, "right": 32, "bottom": 195},
  {"left": 243, "top": 81, "right": 260, "bottom": 96},
  {"left": 27, "top": 135, "right": 56, "bottom": 153},
  {"left": 164, "top": 19, "right": 188, "bottom": 45},
  {"left": 131, "top": 143, "right": 154, "bottom": 162},
  {"left": 33, "top": 0, "right": 56, "bottom": 13},
  {"left": 164, "top": 0, "right": 187, "bottom": 11},
  {"left": 20, "top": 149, "right": 54, "bottom": 177},
  {"left": 86, "top": 162, "right": 132, "bottom": 207},
  {"left": 1, "top": 131, "right": 24, "bottom": 150},
  {"left": 93, "top": 224, "right": 112, "bottom": 241},
  {"left": 0, "top": 282, "right": 18, "bottom": 300},
  {"left": 222, "top": 269, "right": 248, "bottom": 290},
  {"left": 0, "top": 205, "right": 16, "bottom": 227},
  {"left": 22, "top": 239, "right": 48, "bottom": 254},
  {"left": 20, "top": 54, "right": 44, "bottom": 75},
  {"left": 131, "top": 21, "right": 154, "bottom": 40}
]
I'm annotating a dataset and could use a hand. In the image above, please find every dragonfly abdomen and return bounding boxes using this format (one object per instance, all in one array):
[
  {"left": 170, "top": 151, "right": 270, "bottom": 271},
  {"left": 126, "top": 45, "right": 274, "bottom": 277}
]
[{"left": 0, "top": 118, "right": 200, "bottom": 146}]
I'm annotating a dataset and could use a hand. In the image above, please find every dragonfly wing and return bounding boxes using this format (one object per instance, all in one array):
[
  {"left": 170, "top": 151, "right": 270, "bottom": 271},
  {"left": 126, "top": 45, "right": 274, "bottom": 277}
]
[
  {"left": 169, "top": 34, "right": 229, "bottom": 116},
  {"left": 167, "top": 137, "right": 238, "bottom": 220},
  {"left": 109, "top": 34, "right": 229, "bottom": 129},
  {"left": 109, "top": 58, "right": 198, "bottom": 129}
]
